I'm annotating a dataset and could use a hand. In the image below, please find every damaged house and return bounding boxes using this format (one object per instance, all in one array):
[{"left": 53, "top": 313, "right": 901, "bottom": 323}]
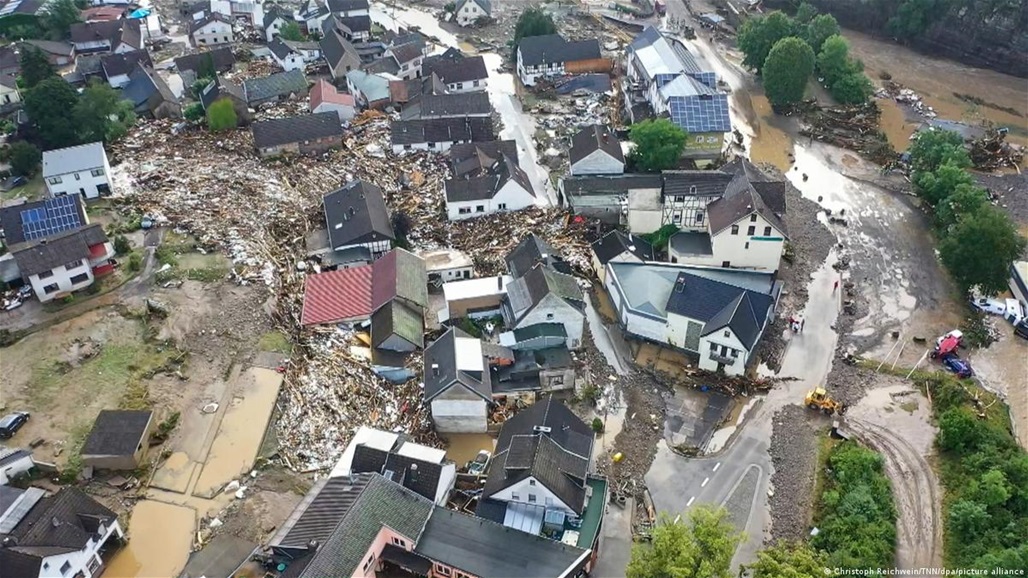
[
  {"left": 121, "top": 63, "right": 182, "bottom": 119},
  {"left": 321, "top": 25, "right": 362, "bottom": 82},
  {"left": 516, "top": 34, "right": 606, "bottom": 87},
  {"left": 69, "top": 19, "right": 143, "bottom": 55},
  {"left": 199, "top": 75, "right": 251, "bottom": 124},
  {"left": 444, "top": 153, "right": 535, "bottom": 221},
  {"left": 390, "top": 116, "right": 495, "bottom": 154},
  {"left": 174, "top": 46, "right": 235, "bottom": 86},
  {"left": 251, "top": 111, "right": 343, "bottom": 157},
  {"left": 569, "top": 124, "right": 625, "bottom": 176},
  {"left": 243, "top": 69, "right": 309, "bottom": 107},
  {"left": 421, "top": 48, "right": 488, "bottom": 93},
  {"left": 308, "top": 179, "right": 394, "bottom": 268},
  {"left": 502, "top": 262, "right": 585, "bottom": 350},
  {"left": 268, "top": 38, "right": 322, "bottom": 72}
]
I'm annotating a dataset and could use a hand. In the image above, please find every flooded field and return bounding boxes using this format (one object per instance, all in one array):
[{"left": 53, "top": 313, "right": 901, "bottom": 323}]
[{"left": 106, "top": 500, "right": 195, "bottom": 578}]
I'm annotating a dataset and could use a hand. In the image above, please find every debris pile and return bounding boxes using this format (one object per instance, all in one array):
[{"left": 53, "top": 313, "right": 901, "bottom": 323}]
[
  {"left": 969, "top": 129, "right": 1024, "bottom": 171},
  {"left": 767, "top": 405, "right": 819, "bottom": 543},
  {"left": 878, "top": 82, "right": 936, "bottom": 119},
  {"left": 799, "top": 101, "right": 897, "bottom": 166}
]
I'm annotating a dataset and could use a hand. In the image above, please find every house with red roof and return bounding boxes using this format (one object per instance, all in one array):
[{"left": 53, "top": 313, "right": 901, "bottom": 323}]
[{"left": 309, "top": 78, "right": 355, "bottom": 122}]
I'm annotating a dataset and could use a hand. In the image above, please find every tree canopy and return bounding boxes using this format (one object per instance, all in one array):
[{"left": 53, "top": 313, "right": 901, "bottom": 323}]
[
  {"left": 19, "top": 45, "right": 55, "bottom": 89},
  {"left": 8, "top": 141, "right": 41, "bottom": 176},
  {"left": 934, "top": 183, "right": 988, "bottom": 231},
  {"left": 42, "top": 0, "right": 81, "bottom": 40},
  {"left": 830, "top": 72, "right": 873, "bottom": 105},
  {"left": 794, "top": 2, "right": 819, "bottom": 24},
  {"left": 804, "top": 13, "right": 840, "bottom": 54},
  {"left": 24, "top": 77, "right": 79, "bottom": 148},
  {"left": 74, "top": 81, "right": 136, "bottom": 144},
  {"left": 280, "top": 21, "right": 305, "bottom": 42},
  {"left": 206, "top": 98, "right": 238, "bottom": 132},
  {"left": 744, "top": 541, "right": 828, "bottom": 578},
  {"left": 626, "top": 506, "right": 742, "bottom": 578},
  {"left": 913, "top": 161, "right": 975, "bottom": 207},
  {"left": 628, "top": 118, "right": 687, "bottom": 172},
  {"left": 816, "top": 35, "right": 858, "bottom": 88},
  {"left": 762, "top": 37, "right": 815, "bottom": 107},
  {"left": 907, "top": 128, "right": 971, "bottom": 173},
  {"left": 737, "top": 11, "right": 796, "bottom": 71},
  {"left": 939, "top": 205, "right": 1026, "bottom": 294},
  {"left": 512, "top": 8, "right": 557, "bottom": 59}
]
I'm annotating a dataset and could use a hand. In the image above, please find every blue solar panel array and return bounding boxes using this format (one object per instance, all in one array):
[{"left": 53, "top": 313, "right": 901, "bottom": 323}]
[
  {"left": 690, "top": 71, "right": 717, "bottom": 90},
  {"left": 669, "top": 94, "right": 732, "bottom": 134},
  {"left": 654, "top": 73, "right": 677, "bottom": 89},
  {"left": 20, "top": 195, "right": 83, "bottom": 241}
]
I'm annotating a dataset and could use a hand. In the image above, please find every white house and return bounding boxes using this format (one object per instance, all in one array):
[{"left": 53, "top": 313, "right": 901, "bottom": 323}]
[
  {"left": 42, "top": 142, "right": 113, "bottom": 199},
  {"left": 293, "top": 0, "right": 331, "bottom": 32},
  {"left": 439, "top": 274, "right": 512, "bottom": 323},
  {"left": 604, "top": 262, "right": 780, "bottom": 376},
  {"left": 0, "top": 75, "right": 21, "bottom": 107},
  {"left": 189, "top": 13, "right": 234, "bottom": 47},
  {"left": 309, "top": 78, "right": 355, "bottom": 121},
  {"left": 327, "top": 0, "right": 370, "bottom": 17},
  {"left": 569, "top": 124, "right": 625, "bottom": 176},
  {"left": 0, "top": 487, "right": 126, "bottom": 578},
  {"left": 11, "top": 224, "right": 115, "bottom": 303},
  {"left": 322, "top": 180, "right": 394, "bottom": 264},
  {"left": 424, "top": 327, "right": 493, "bottom": 433},
  {"left": 454, "top": 0, "right": 490, "bottom": 26},
  {"left": 329, "top": 426, "right": 457, "bottom": 506},
  {"left": 263, "top": 9, "right": 289, "bottom": 42},
  {"left": 0, "top": 447, "right": 34, "bottom": 484},
  {"left": 268, "top": 38, "right": 320, "bottom": 72},
  {"left": 516, "top": 34, "right": 602, "bottom": 87},
  {"left": 390, "top": 116, "right": 494, "bottom": 154},
  {"left": 590, "top": 230, "right": 653, "bottom": 283},
  {"left": 482, "top": 396, "right": 595, "bottom": 521},
  {"left": 445, "top": 155, "right": 535, "bottom": 221},
  {"left": 502, "top": 263, "right": 585, "bottom": 350},
  {"left": 422, "top": 51, "right": 489, "bottom": 93},
  {"left": 419, "top": 248, "right": 474, "bottom": 285}
]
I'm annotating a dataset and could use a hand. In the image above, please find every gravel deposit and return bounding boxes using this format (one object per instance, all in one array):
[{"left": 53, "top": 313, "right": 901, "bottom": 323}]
[{"left": 768, "top": 405, "right": 821, "bottom": 543}]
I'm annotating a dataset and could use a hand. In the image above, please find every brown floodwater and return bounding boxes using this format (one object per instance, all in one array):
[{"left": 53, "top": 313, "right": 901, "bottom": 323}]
[
  {"left": 443, "top": 433, "right": 496, "bottom": 466},
  {"left": 878, "top": 98, "right": 918, "bottom": 152},
  {"left": 105, "top": 500, "right": 195, "bottom": 578},
  {"left": 746, "top": 94, "right": 795, "bottom": 172}
]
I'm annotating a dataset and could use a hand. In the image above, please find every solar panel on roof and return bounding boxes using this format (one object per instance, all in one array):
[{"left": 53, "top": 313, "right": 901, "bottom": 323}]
[
  {"left": 19, "top": 195, "right": 84, "bottom": 241},
  {"left": 669, "top": 94, "right": 731, "bottom": 134}
]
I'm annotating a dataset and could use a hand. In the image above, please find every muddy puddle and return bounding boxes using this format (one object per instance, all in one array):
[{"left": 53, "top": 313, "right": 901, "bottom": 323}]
[
  {"left": 193, "top": 367, "right": 283, "bottom": 497},
  {"left": 106, "top": 500, "right": 195, "bottom": 578},
  {"left": 443, "top": 433, "right": 495, "bottom": 466}
]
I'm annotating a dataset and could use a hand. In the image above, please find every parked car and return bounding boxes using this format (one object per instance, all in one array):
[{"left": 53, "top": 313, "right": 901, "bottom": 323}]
[
  {"left": 467, "top": 450, "right": 491, "bottom": 475},
  {"left": 1015, "top": 320, "right": 1028, "bottom": 341},
  {"left": 970, "top": 296, "right": 1006, "bottom": 316},
  {"left": 0, "top": 411, "right": 30, "bottom": 439},
  {"left": 941, "top": 355, "right": 973, "bottom": 378},
  {"left": 935, "top": 329, "right": 963, "bottom": 348}
]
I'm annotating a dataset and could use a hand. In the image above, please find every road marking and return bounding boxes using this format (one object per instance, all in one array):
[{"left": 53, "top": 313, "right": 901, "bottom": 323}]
[
  {"left": 713, "top": 462, "right": 721, "bottom": 472},
  {"left": 686, "top": 496, "right": 695, "bottom": 507},
  {"left": 701, "top": 477, "right": 710, "bottom": 487}
]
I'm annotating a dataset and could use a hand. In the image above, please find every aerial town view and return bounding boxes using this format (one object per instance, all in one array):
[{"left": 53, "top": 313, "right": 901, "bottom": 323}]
[{"left": 0, "top": 0, "right": 1026, "bottom": 576}]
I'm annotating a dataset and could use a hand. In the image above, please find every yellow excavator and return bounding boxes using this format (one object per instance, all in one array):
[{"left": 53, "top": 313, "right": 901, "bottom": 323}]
[{"left": 804, "top": 387, "right": 845, "bottom": 415}]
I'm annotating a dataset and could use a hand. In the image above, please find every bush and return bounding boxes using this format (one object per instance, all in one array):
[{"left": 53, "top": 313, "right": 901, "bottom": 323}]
[
  {"left": 206, "top": 98, "right": 237, "bottom": 132},
  {"left": 8, "top": 141, "right": 41, "bottom": 176},
  {"left": 127, "top": 253, "right": 142, "bottom": 272},
  {"left": 113, "top": 234, "right": 131, "bottom": 256},
  {"left": 591, "top": 417, "right": 604, "bottom": 433},
  {"left": 183, "top": 102, "right": 205, "bottom": 122}
]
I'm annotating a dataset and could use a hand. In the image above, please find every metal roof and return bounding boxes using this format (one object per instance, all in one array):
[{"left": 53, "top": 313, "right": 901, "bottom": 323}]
[{"left": 42, "top": 142, "right": 107, "bottom": 178}]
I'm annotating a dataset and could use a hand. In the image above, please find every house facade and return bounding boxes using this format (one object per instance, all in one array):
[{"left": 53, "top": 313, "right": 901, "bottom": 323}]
[
  {"left": 42, "top": 142, "right": 113, "bottom": 199},
  {"left": 390, "top": 116, "right": 495, "bottom": 153},
  {"left": 569, "top": 124, "right": 624, "bottom": 176},
  {"left": 454, "top": 0, "right": 490, "bottom": 26},
  {"left": 12, "top": 225, "right": 115, "bottom": 303},
  {"left": 0, "top": 447, "right": 34, "bottom": 484},
  {"left": 190, "top": 14, "right": 234, "bottom": 47},
  {"left": 669, "top": 211, "right": 786, "bottom": 271},
  {"left": 421, "top": 51, "right": 488, "bottom": 93},
  {"left": 424, "top": 328, "right": 493, "bottom": 433},
  {"left": 310, "top": 78, "right": 356, "bottom": 121},
  {"left": 251, "top": 112, "right": 343, "bottom": 157},
  {"left": 445, "top": 155, "right": 535, "bottom": 221},
  {"left": 263, "top": 10, "right": 289, "bottom": 41},
  {"left": 0, "top": 75, "right": 21, "bottom": 107},
  {"left": 502, "top": 263, "right": 585, "bottom": 350},
  {"left": 516, "top": 34, "right": 604, "bottom": 87}
]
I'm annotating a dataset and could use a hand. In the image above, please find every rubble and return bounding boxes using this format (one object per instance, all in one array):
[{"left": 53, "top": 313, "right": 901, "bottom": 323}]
[
  {"left": 968, "top": 128, "right": 1024, "bottom": 171},
  {"left": 798, "top": 101, "right": 898, "bottom": 167},
  {"left": 767, "top": 405, "right": 820, "bottom": 543}
]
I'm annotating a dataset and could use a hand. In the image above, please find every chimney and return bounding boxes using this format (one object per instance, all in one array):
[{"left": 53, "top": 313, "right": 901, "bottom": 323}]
[
  {"left": 431, "top": 363, "right": 439, "bottom": 376},
  {"left": 409, "top": 463, "right": 418, "bottom": 483},
  {"left": 497, "top": 275, "right": 503, "bottom": 290}
]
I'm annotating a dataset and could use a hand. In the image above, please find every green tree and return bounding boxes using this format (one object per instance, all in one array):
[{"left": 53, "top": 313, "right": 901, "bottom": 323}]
[
  {"left": 935, "top": 183, "right": 988, "bottom": 231},
  {"left": 628, "top": 118, "right": 687, "bottom": 172},
  {"left": 949, "top": 499, "right": 989, "bottom": 537},
  {"left": 183, "top": 102, "right": 205, "bottom": 122},
  {"left": 8, "top": 141, "right": 41, "bottom": 176},
  {"left": 512, "top": 8, "right": 557, "bottom": 59},
  {"left": 113, "top": 234, "right": 131, "bottom": 256},
  {"left": 18, "top": 45, "right": 55, "bottom": 88},
  {"left": 938, "top": 408, "right": 983, "bottom": 452},
  {"left": 280, "top": 21, "right": 305, "bottom": 41},
  {"left": 913, "top": 161, "right": 975, "bottom": 207},
  {"left": 196, "top": 52, "right": 217, "bottom": 80},
  {"left": 206, "top": 98, "right": 237, "bottom": 132},
  {"left": 745, "top": 541, "right": 828, "bottom": 578},
  {"left": 42, "top": 0, "right": 81, "bottom": 40},
  {"left": 762, "top": 37, "right": 815, "bottom": 107},
  {"left": 626, "top": 506, "right": 742, "bottom": 578},
  {"left": 74, "top": 81, "right": 136, "bottom": 144},
  {"left": 888, "top": 0, "right": 951, "bottom": 37},
  {"left": 816, "top": 35, "right": 857, "bottom": 88},
  {"left": 830, "top": 72, "right": 873, "bottom": 104},
  {"left": 794, "top": 2, "right": 818, "bottom": 23},
  {"left": 973, "top": 470, "right": 1011, "bottom": 508},
  {"left": 737, "top": 11, "right": 797, "bottom": 71},
  {"left": 805, "top": 13, "right": 840, "bottom": 53},
  {"left": 907, "top": 128, "right": 970, "bottom": 173},
  {"left": 191, "top": 76, "right": 215, "bottom": 99},
  {"left": 940, "top": 205, "right": 1027, "bottom": 294},
  {"left": 24, "top": 77, "right": 79, "bottom": 148}
]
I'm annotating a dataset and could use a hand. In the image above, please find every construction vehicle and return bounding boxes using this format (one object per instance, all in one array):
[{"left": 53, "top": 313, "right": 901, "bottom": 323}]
[{"left": 804, "top": 387, "right": 845, "bottom": 415}]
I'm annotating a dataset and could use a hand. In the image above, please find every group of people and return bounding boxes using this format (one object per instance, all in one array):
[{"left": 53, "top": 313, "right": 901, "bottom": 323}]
[{"left": 789, "top": 315, "right": 805, "bottom": 333}]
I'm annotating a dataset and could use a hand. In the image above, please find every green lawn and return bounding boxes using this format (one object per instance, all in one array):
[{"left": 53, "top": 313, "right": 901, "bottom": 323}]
[{"left": 258, "top": 331, "right": 293, "bottom": 354}]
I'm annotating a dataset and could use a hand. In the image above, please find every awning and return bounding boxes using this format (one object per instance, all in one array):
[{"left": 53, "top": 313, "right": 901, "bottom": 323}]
[
  {"left": 380, "top": 544, "right": 431, "bottom": 575},
  {"left": 129, "top": 8, "right": 151, "bottom": 19}
]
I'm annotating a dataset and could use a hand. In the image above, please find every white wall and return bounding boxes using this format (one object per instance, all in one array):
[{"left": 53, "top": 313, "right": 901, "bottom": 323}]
[
  {"left": 0, "top": 83, "right": 21, "bottom": 105},
  {"left": 434, "top": 463, "right": 457, "bottom": 505},
  {"left": 447, "top": 180, "right": 534, "bottom": 221},
  {"left": 626, "top": 188, "right": 663, "bottom": 234},
  {"left": 456, "top": 1, "right": 486, "bottom": 26},
  {"left": 393, "top": 140, "right": 461, "bottom": 154},
  {"left": 518, "top": 294, "right": 584, "bottom": 349},
  {"left": 445, "top": 78, "right": 487, "bottom": 93},
  {"left": 487, "top": 475, "right": 576, "bottom": 513},
  {"left": 431, "top": 398, "right": 488, "bottom": 433},
  {"left": 265, "top": 17, "right": 285, "bottom": 42},
  {"left": 666, "top": 311, "right": 702, "bottom": 352},
  {"left": 570, "top": 149, "right": 624, "bottom": 177},
  {"left": 29, "top": 259, "right": 95, "bottom": 302},
  {"left": 516, "top": 49, "right": 564, "bottom": 87},
  {"left": 0, "top": 453, "right": 34, "bottom": 484},
  {"left": 45, "top": 162, "right": 112, "bottom": 199},
  {"left": 698, "top": 327, "right": 748, "bottom": 375},
  {"left": 39, "top": 520, "right": 123, "bottom": 578},
  {"left": 710, "top": 213, "right": 785, "bottom": 271},
  {"left": 313, "top": 101, "right": 356, "bottom": 122},
  {"left": 275, "top": 51, "right": 305, "bottom": 72},
  {"left": 193, "top": 21, "right": 234, "bottom": 46}
]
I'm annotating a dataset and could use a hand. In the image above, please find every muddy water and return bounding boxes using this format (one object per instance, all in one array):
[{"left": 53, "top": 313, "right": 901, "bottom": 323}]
[
  {"left": 106, "top": 500, "right": 195, "bottom": 578},
  {"left": 443, "top": 433, "right": 495, "bottom": 466},
  {"left": 193, "top": 367, "right": 283, "bottom": 498},
  {"left": 877, "top": 98, "right": 917, "bottom": 152},
  {"left": 746, "top": 94, "right": 795, "bottom": 172},
  {"left": 370, "top": 2, "right": 458, "bottom": 47}
]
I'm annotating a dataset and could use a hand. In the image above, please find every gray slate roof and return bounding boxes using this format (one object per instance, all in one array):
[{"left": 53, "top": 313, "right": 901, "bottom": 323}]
[
  {"left": 189, "top": 12, "right": 233, "bottom": 35},
  {"left": 391, "top": 117, "right": 494, "bottom": 146},
  {"left": 505, "top": 263, "right": 583, "bottom": 323},
  {"left": 350, "top": 444, "right": 443, "bottom": 502},
  {"left": 662, "top": 170, "right": 735, "bottom": 198},
  {"left": 243, "top": 69, "right": 308, "bottom": 104},
  {"left": 80, "top": 410, "right": 153, "bottom": 457},
  {"left": 271, "top": 474, "right": 372, "bottom": 549},
  {"left": 416, "top": 506, "right": 588, "bottom": 578},
  {"left": 11, "top": 224, "right": 108, "bottom": 277},
  {"left": 263, "top": 7, "right": 289, "bottom": 28},
  {"left": 669, "top": 231, "right": 713, "bottom": 256},
  {"left": 449, "top": 140, "right": 518, "bottom": 178},
  {"left": 560, "top": 173, "right": 663, "bottom": 196},
  {"left": 251, "top": 112, "right": 343, "bottom": 149},
  {"left": 504, "top": 234, "right": 571, "bottom": 278},
  {"left": 423, "top": 327, "right": 492, "bottom": 402},
  {"left": 483, "top": 396, "right": 593, "bottom": 514},
  {"left": 42, "top": 142, "right": 106, "bottom": 178},
  {"left": 591, "top": 230, "right": 653, "bottom": 264},
  {"left": 327, "top": 0, "right": 369, "bottom": 12},
  {"left": 322, "top": 180, "right": 393, "bottom": 249},
  {"left": 706, "top": 172, "right": 787, "bottom": 238},
  {"left": 421, "top": 53, "right": 487, "bottom": 85},
  {"left": 402, "top": 91, "right": 491, "bottom": 120},
  {"left": 569, "top": 124, "right": 623, "bottom": 167},
  {"left": 100, "top": 49, "right": 152, "bottom": 78},
  {"left": 4, "top": 487, "right": 117, "bottom": 550},
  {"left": 174, "top": 47, "right": 235, "bottom": 75},
  {"left": 664, "top": 271, "right": 776, "bottom": 349},
  {"left": 321, "top": 27, "right": 360, "bottom": 70},
  {"left": 121, "top": 64, "right": 178, "bottom": 111},
  {"left": 517, "top": 34, "right": 601, "bottom": 67},
  {"left": 444, "top": 155, "right": 533, "bottom": 203},
  {"left": 337, "top": 15, "right": 372, "bottom": 33},
  {"left": 454, "top": 0, "right": 491, "bottom": 15},
  {"left": 298, "top": 474, "right": 434, "bottom": 578}
]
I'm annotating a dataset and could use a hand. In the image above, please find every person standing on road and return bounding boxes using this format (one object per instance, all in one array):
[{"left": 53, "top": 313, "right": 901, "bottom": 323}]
[{"left": 833, "top": 280, "right": 839, "bottom": 293}]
